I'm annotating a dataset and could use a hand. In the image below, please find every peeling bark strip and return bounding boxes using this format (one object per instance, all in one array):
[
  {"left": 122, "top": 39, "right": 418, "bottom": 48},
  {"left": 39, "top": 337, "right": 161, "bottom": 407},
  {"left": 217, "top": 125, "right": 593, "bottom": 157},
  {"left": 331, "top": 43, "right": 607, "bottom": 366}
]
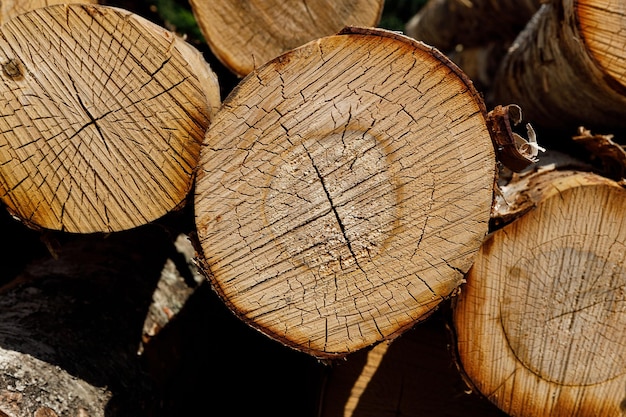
[
  {"left": 188, "top": 0, "right": 384, "bottom": 77},
  {"left": 194, "top": 27, "right": 496, "bottom": 358},
  {"left": 492, "top": 0, "right": 626, "bottom": 131},
  {"left": 454, "top": 170, "right": 626, "bottom": 417},
  {"left": 0, "top": 4, "right": 221, "bottom": 233}
]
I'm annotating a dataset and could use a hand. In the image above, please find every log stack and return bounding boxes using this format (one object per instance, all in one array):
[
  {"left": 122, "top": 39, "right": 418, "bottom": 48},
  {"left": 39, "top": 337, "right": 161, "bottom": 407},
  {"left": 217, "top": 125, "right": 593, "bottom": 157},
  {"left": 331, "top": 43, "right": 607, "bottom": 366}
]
[{"left": 0, "top": 0, "right": 624, "bottom": 416}]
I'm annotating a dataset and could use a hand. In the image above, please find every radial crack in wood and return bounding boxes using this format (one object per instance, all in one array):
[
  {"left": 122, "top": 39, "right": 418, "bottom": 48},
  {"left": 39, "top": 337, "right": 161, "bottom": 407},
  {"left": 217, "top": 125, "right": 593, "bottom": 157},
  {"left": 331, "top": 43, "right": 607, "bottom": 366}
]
[
  {"left": 0, "top": 0, "right": 96, "bottom": 25},
  {"left": 188, "top": 0, "right": 384, "bottom": 77},
  {"left": 194, "top": 27, "right": 496, "bottom": 358},
  {"left": 454, "top": 169, "right": 626, "bottom": 416},
  {"left": 0, "top": 4, "right": 221, "bottom": 233}
]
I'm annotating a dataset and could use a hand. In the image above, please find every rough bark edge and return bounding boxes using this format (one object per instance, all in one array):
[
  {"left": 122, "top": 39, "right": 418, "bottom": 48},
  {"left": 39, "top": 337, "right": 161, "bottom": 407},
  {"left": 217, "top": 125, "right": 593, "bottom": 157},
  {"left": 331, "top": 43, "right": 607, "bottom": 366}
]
[{"left": 195, "top": 26, "right": 497, "bottom": 360}]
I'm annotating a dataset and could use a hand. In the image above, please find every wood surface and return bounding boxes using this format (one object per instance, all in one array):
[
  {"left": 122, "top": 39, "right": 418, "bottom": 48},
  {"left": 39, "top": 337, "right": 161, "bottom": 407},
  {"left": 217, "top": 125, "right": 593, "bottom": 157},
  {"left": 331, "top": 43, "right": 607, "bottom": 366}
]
[
  {"left": 405, "top": 0, "right": 541, "bottom": 52},
  {"left": 491, "top": 0, "right": 626, "bottom": 131},
  {"left": 0, "top": 4, "right": 220, "bottom": 233},
  {"left": 454, "top": 169, "right": 626, "bottom": 416},
  {"left": 0, "top": 0, "right": 97, "bottom": 24},
  {"left": 189, "top": 0, "right": 384, "bottom": 77},
  {"left": 194, "top": 27, "right": 496, "bottom": 358}
]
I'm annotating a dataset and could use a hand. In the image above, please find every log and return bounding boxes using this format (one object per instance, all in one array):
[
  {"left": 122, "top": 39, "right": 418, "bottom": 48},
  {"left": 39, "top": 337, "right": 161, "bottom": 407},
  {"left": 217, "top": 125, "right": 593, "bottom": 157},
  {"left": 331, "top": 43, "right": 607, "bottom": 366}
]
[
  {"left": 491, "top": 0, "right": 626, "bottom": 132},
  {"left": 188, "top": 0, "right": 384, "bottom": 77},
  {"left": 0, "top": 223, "right": 193, "bottom": 416},
  {"left": 404, "top": 0, "right": 541, "bottom": 52},
  {"left": 0, "top": 4, "right": 221, "bottom": 233},
  {"left": 453, "top": 168, "right": 626, "bottom": 416},
  {"left": 0, "top": 0, "right": 96, "bottom": 24},
  {"left": 319, "top": 308, "right": 507, "bottom": 417},
  {"left": 194, "top": 27, "right": 497, "bottom": 359}
]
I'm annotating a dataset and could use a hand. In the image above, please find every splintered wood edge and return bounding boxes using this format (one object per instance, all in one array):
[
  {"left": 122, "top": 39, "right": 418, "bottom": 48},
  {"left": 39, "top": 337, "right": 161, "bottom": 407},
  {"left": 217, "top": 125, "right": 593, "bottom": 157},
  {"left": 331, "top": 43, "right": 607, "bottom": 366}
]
[
  {"left": 0, "top": 4, "right": 220, "bottom": 233},
  {"left": 194, "top": 27, "right": 496, "bottom": 358},
  {"left": 453, "top": 170, "right": 626, "bottom": 416}
]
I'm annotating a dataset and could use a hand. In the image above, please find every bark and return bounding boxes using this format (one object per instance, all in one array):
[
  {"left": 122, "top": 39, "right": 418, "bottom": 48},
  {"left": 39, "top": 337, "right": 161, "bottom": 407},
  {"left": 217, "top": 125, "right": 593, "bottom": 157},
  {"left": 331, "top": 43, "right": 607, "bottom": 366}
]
[
  {"left": 404, "top": 0, "right": 542, "bottom": 52},
  {"left": 0, "top": 4, "right": 221, "bottom": 233},
  {"left": 0, "top": 0, "right": 96, "bottom": 24},
  {"left": 319, "top": 309, "right": 507, "bottom": 417},
  {"left": 194, "top": 27, "right": 497, "bottom": 359},
  {"left": 0, "top": 222, "right": 201, "bottom": 416},
  {"left": 453, "top": 168, "right": 626, "bottom": 417},
  {"left": 188, "top": 0, "right": 384, "bottom": 77},
  {"left": 491, "top": 0, "right": 626, "bottom": 131}
]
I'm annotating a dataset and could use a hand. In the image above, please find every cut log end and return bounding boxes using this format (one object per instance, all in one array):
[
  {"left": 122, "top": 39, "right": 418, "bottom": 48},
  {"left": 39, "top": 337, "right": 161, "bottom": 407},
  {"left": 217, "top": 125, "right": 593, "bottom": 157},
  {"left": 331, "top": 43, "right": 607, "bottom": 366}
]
[
  {"left": 194, "top": 28, "right": 496, "bottom": 358},
  {"left": 0, "top": 4, "right": 221, "bottom": 233},
  {"left": 189, "top": 0, "right": 385, "bottom": 77},
  {"left": 455, "top": 170, "right": 626, "bottom": 416}
]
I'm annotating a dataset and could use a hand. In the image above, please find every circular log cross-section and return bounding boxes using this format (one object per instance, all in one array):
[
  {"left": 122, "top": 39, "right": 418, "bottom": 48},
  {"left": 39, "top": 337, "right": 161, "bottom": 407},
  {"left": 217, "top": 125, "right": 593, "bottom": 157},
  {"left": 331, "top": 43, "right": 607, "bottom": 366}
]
[
  {"left": 454, "top": 170, "right": 626, "bottom": 416},
  {"left": 194, "top": 27, "right": 496, "bottom": 358},
  {"left": 0, "top": 4, "right": 221, "bottom": 233},
  {"left": 189, "top": 0, "right": 384, "bottom": 77}
]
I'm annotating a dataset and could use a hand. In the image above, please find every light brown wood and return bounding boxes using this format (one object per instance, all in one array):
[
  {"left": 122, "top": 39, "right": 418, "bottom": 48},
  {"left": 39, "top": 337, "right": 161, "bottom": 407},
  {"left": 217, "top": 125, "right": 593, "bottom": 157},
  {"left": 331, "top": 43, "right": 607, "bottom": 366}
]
[
  {"left": 491, "top": 0, "right": 626, "bottom": 130},
  {"left": 189, "top": 0, "right": 384, "bottom": 77},
  {"left": 0, "top": 4, "right": 221, "bottom": 233},
  {"left": 0, "top": 0, "right": 97, "bottom": 25},
  {"left": 194, "top": 27, "right": 496, "bottom": 358},
  {"left": 454, "top": 169, "right": 626, "bottom": 417}
]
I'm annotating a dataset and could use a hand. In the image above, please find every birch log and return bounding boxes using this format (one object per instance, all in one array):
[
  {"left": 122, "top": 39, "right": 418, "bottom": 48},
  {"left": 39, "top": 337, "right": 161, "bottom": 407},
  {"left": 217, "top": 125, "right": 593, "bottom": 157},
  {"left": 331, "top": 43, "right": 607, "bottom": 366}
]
[
  {"left": 405, "top": 0, "right": 541, "bottom": 52},
  {"left": 194, "top": 27, "right": 496, "bottom": 359},
  {"left": 189, "top": 0, "right": 384, "bottom": 77},
  {"left": 0, "top": 4, "right": 221, "bottom": 233},
  {"left": 454, "top": 169, "right": 626, "bottom": 417},
  {"left": 491, "top": 0, "right": 626, "bottom": 131}
]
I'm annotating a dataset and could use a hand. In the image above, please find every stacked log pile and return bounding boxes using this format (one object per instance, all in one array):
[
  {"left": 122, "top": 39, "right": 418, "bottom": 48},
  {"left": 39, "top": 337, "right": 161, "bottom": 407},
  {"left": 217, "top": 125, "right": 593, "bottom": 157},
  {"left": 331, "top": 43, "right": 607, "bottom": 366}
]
[{"left": 0, "top": 0, "right": 624, "bottom": 416}]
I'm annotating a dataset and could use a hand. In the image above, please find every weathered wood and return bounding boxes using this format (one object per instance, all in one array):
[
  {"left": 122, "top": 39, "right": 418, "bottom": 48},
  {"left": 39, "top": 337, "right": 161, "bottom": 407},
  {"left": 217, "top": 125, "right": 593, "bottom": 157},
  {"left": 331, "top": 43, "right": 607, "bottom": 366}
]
[
  {"left": 454, "top": 169, "right": 626, "bottom": 416},
  {"left": 491, "top": 0, "right": 626, "bottom": 131},
  {"left": 188, "top": 0, "right": 384, "bottom": 77},
  {"left": 194, "top": 27, "right": 496, "bottom": 358},
  {"left": 405, "top": 0, "right": 541, "bottom": 52},
  {"left": 0, "top": 0, "right": 96, "bottom": 24},
  {"left": 0, "top": 4, "right": 221, "bottom": 233},
  {"left": 0, "top": 224, "right": 190, "bottom": 416}
]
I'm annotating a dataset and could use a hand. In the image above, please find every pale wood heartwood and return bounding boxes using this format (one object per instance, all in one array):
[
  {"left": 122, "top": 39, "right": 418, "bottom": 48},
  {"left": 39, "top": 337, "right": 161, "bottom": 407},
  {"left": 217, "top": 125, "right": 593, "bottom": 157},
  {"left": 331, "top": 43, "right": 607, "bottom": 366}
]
[
  {"left": 0, "top": 0, "right": 96, "bottom": 24},
  {"left": 0, "top": 4, "right": 221, "bottom": 233},
  {"left": 194, "top": 27, "right": 496, "bottom": 358},
  {"left": 454, "top": 169, "right": 626, "bottom": 416},
  {"left": 189, "top": 0, "right": 384, "bottom": 77}
]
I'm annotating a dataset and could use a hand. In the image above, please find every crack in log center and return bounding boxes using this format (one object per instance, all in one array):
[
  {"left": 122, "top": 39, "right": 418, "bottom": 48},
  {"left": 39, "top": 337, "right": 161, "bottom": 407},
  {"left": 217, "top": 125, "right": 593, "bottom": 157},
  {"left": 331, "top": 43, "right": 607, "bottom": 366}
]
[
  {"left": 263, "top": 130, "right": 397, "bottom": 274},
  {"left": 304, "top": 146, "right": 365, "bottom": 272},
  {"left": 500, "top": 244, "right": 626, "bottom": 386}
]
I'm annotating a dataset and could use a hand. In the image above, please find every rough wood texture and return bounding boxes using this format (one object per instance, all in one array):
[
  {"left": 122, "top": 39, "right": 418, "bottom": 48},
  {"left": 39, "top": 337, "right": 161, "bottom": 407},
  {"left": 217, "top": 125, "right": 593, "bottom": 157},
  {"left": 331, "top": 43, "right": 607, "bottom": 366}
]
[
  {"left": 491, "top": 0, "right": 626, "bottom": 131},
  {"left": 0, "top": 0, "right": 96, "bottom": 24},
  {"left": 0, "top": 225, "right": 184, "bottom": 416},
  {"left": 0, "top": 4, "right": 221, "bottom": 233},
  {"left": 405, "top": 0, "right": 541, "bottom": 52},
  {"left": 189, "top": 0, "right": 384, "bottom": 77},
  {"left": 454, "top": 169, "right": 626, "bottom": 417},
  {"left": 194, "top": 27, "right": 496, "bottom": 359}
]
